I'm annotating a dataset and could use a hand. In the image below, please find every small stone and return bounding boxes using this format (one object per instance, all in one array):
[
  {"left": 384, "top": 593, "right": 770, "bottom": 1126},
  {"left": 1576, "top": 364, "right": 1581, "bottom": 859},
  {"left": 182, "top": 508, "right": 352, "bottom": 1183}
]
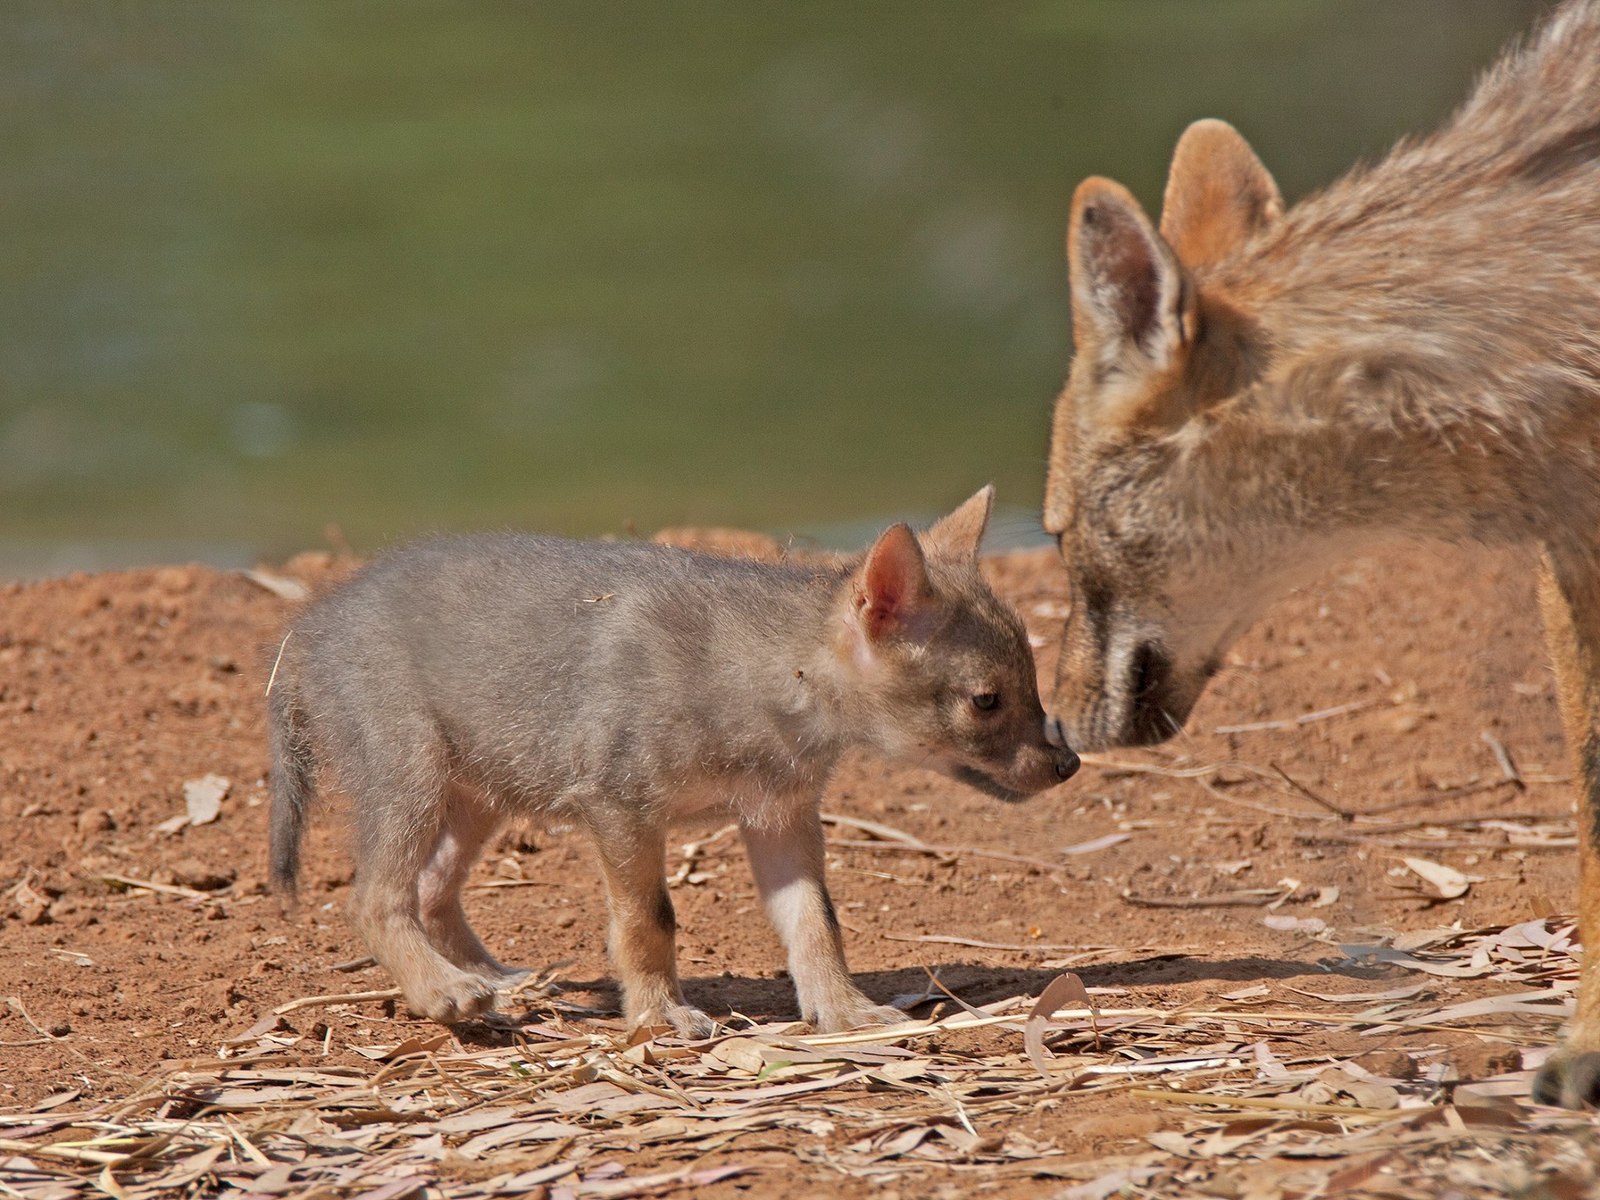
[
  {"left": 170, "top": 858, "right": 236, "bottom": 892},
  {"left": 207, "top": 978, "right": 244, "bottom": 1009},
  {"left": 76, "top": 809, "right": 114, "bottom": 837}
]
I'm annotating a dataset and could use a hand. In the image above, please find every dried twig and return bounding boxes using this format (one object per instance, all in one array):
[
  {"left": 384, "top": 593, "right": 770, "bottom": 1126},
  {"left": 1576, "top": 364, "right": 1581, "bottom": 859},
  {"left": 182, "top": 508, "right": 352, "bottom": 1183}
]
[
  {"left": 819, "top": 812, "right": 926, "bottom": 846},
  {"left": 881, "top": 932, "right": 1118, "bottom": 954},
  {"left": 1354, "top": 775, "right": 1525, "bottom": 816},
  {"left": 0, "top": 1138, "right": 129, "bottom": 1166},
  {"left": 1121, "top": 889, "right": 1283, "bottom": 909},
  {"left": 1128, "top": 1087, "right": 1411, "bottom": 1120},
  {"left": 825, "top": 837, "right": 1061, "bottom": 872},
  {"left": 272, "top": 988, "right": 403, "bottom": 1016},
  {"left": 264, "top": 630, "right": 292, "bottom": 697},
  {"left": 1480, "top": 730, "right": 1526, "bottom": 790},
  {"left": 1270, "top": 762, "right": 1354, "bottom": 821},
  {"left": 99, "top": 873, "right": 214, "bottom": 901},
  {"left": 6, "top": 996, "right": 66, "bottom": 1041},
  {"left": 1214, "top": 699, "right": 1372, "bottom": 735}
]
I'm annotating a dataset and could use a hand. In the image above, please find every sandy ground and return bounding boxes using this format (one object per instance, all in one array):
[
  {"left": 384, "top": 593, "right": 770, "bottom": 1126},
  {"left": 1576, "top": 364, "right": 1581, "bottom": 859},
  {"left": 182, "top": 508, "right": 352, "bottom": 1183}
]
[{"left": 1, "top": 536, "right": 1595, "bottom": 1196}]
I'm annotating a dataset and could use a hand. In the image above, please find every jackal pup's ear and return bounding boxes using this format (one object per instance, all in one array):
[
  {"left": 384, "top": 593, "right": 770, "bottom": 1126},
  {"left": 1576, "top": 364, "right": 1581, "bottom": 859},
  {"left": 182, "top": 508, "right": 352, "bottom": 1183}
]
[
  {"left": 1068, "top": 177, "right": 1194, "bottom": 388},
  {"left": 1160, "top": 119, "right": 1282, "bottom": 270},
  {"left": 853, "top": 523, "right": 935, "bottom": 643},
  {"left": 924, "top": 485, "right": 993, "bottom": 561}
]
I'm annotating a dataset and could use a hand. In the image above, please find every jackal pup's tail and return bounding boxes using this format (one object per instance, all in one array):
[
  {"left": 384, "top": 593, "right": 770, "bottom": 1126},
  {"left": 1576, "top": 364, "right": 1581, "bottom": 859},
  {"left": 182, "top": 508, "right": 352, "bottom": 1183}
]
[{"left": 267, "top": 643, "right": 313, "bottom": 899}]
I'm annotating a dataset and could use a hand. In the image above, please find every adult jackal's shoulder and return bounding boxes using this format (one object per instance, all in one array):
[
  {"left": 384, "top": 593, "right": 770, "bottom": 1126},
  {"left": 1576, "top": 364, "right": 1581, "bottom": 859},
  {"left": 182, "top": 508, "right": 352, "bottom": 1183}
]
[{"left": 1224, "top": 0, "right": 1600, "bottom": 436}]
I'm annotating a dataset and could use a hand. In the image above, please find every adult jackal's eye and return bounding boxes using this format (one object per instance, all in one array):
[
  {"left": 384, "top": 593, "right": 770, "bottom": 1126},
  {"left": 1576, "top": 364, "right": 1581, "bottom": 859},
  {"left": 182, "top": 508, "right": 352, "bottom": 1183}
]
[{"left": 972, "top": 691, "right": 1001, "bottom": 712}]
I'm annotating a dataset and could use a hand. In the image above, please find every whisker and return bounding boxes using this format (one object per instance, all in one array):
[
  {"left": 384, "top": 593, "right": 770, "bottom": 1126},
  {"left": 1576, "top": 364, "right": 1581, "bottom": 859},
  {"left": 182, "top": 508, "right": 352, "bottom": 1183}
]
[{"left": 1158, "top": 706, "right": 1194, "bottom": 747}]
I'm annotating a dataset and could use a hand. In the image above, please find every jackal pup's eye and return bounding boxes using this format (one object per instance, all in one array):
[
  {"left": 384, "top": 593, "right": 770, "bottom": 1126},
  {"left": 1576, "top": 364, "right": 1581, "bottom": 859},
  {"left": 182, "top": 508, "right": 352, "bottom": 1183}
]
[{"left": 971, "top": 691, "right": 1001, "bottom": 712}]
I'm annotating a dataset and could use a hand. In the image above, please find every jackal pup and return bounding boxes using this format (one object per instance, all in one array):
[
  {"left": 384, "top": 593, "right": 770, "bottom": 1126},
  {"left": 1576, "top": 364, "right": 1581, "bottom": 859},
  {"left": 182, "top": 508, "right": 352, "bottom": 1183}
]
[{"left": 269, "top": 487, "right": 1078, "bottom": 1034}]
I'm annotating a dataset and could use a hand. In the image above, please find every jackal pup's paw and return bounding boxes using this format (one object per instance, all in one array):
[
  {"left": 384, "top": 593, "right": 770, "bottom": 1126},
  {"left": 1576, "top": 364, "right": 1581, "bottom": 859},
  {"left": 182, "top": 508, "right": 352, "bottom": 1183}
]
[
  {"left": 1532, "top": 1049, "right": 1600, "bottom": 1109},
  {"left": 404, "top": 969, "right": 501, "bottom": 1025},
  {"left": 814, "top": 999, "right": 912, "bottom": 1034},
  {"left": 630, "top": 1000, "right": 718, "bottom": 1040}
]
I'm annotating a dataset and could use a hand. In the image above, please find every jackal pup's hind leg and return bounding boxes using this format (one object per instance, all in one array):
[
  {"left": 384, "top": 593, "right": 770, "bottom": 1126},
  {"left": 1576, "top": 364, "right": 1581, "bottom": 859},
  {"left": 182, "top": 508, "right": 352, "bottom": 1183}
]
[
  {"left": 1532, "top": 551, "right": 1600, "bottom": 1109},
  {"left": 417, "top": 784, "right": 530, "bottom": 989},
  {"left": 345, "top": 728, "right": 503, "bottom": 1024}
]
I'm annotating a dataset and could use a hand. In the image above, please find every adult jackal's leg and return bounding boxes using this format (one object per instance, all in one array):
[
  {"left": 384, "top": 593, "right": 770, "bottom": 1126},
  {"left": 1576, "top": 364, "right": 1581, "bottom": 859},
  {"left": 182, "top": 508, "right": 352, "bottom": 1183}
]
[{"left": 1533, "top": 548, "right": 1600, "bottom": 1108}]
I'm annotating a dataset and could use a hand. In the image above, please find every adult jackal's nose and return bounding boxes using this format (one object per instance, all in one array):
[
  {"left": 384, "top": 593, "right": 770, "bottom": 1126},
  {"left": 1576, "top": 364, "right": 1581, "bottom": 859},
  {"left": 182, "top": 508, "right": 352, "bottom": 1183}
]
[{"left": 1044, "top": 715, "right": 1081, "bottom": 781}]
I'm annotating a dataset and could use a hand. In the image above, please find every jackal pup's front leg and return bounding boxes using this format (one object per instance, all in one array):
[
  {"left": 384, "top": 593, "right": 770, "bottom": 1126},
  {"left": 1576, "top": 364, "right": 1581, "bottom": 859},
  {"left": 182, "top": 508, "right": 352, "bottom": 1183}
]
[
  {"left": 589, "top": 817, "right": 716, "bottom": 1039},
  {"left": 742, "top": 806, "right": 907, "bottom": 1032}
]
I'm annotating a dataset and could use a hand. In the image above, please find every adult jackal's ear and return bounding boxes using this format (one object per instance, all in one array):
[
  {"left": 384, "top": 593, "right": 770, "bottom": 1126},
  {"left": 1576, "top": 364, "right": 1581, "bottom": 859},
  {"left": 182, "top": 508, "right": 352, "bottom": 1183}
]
[
  {"left": 1160, "top": 119, "right": 1282, "bottom": 270},
  {"left": 925, "top": 485, "right": 993, "bottom": 562},
  {"left": 1067, "top": 177, "right": 1194, "bottom": 386}
]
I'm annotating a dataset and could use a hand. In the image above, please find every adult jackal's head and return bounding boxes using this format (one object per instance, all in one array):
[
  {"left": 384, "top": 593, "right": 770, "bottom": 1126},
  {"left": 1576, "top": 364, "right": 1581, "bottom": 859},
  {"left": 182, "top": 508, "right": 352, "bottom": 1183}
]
[{"left": 1044, "top": 120, "right": 1288, "bottom": 750}]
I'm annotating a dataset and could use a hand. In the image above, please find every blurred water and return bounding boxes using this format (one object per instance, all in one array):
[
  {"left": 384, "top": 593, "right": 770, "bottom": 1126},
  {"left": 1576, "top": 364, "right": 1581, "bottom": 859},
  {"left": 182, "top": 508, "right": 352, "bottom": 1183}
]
[{"left": 0, "top": 1, "right": 1543, "bottom": 576}]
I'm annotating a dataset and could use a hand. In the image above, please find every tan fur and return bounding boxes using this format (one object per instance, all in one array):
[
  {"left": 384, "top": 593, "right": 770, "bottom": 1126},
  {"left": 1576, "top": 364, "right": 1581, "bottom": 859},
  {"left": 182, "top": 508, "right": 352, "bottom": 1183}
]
[
  {"left": 1043, "top": 0, "right": 1600, "bottom": 1105},
  {"left": 1159, "top": 119, "right": 1283, "bottom": 270}
]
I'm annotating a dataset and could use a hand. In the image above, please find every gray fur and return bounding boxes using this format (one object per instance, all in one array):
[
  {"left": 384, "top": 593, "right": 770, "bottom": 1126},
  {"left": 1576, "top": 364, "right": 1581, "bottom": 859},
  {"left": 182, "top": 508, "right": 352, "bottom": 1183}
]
[{"left": 269, "top": 493, "right": 1077, "bottom": 1033}]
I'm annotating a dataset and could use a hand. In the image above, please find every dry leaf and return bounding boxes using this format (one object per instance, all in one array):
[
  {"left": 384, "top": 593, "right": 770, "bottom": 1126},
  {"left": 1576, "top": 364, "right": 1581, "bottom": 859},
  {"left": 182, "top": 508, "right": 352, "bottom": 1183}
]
[
  {"left": 183, "top": 774, "right": 230, "bottom": 825},
  {"left": 1300, "top": 1068, "right": 1399, "bottom": 1110},
  {"left": 1061, "top": 832, "right": 1131, "bottom": 855},
  {"left": 3, "top": 912, "right": 1589, "bottom": 1200},
  {"left": 1401, "top": 856, "right": 1473, "bottom": 899},
  {"left": 351, "top": 1032, "right": 454, "bottom": 1061},
  {"left": 1338, "top": 944, "right": 1487, "bottom": 978},
  {"left": 242, "top": 569, "right": 310, "bottom": 602},
  {"left": 1288, "top": 983, "right": 1427, "bottom": 1004},
  {"left": 1024, "top": 973, "right": 1095, "bottom": 1076},
  {"left": 1219, "top": 984, "right": 1270, "bottom": 1002},
  {"left": 1056, "top": 1165, "right": 1160, "bottom": 1198}
]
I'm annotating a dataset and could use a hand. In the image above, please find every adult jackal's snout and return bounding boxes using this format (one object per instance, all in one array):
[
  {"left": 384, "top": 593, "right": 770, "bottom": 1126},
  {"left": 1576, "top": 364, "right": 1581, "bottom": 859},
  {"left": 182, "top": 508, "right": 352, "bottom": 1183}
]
[{"left": 1044, "top": 120, "right": 1284, "bottom": 751}]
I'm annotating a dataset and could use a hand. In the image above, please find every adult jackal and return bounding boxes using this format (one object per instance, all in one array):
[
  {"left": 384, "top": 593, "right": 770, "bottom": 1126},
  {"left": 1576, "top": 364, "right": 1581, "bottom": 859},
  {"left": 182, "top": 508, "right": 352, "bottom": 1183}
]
[{"left": 1043, "top": 1, "right": 1600, "bottom": 1107}]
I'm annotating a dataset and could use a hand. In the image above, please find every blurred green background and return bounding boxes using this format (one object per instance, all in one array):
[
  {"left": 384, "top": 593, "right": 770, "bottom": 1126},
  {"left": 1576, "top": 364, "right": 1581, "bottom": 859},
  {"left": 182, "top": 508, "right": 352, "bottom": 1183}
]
[{"left": 0, "top": 0, "right": 1544, "bottom": 576}]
